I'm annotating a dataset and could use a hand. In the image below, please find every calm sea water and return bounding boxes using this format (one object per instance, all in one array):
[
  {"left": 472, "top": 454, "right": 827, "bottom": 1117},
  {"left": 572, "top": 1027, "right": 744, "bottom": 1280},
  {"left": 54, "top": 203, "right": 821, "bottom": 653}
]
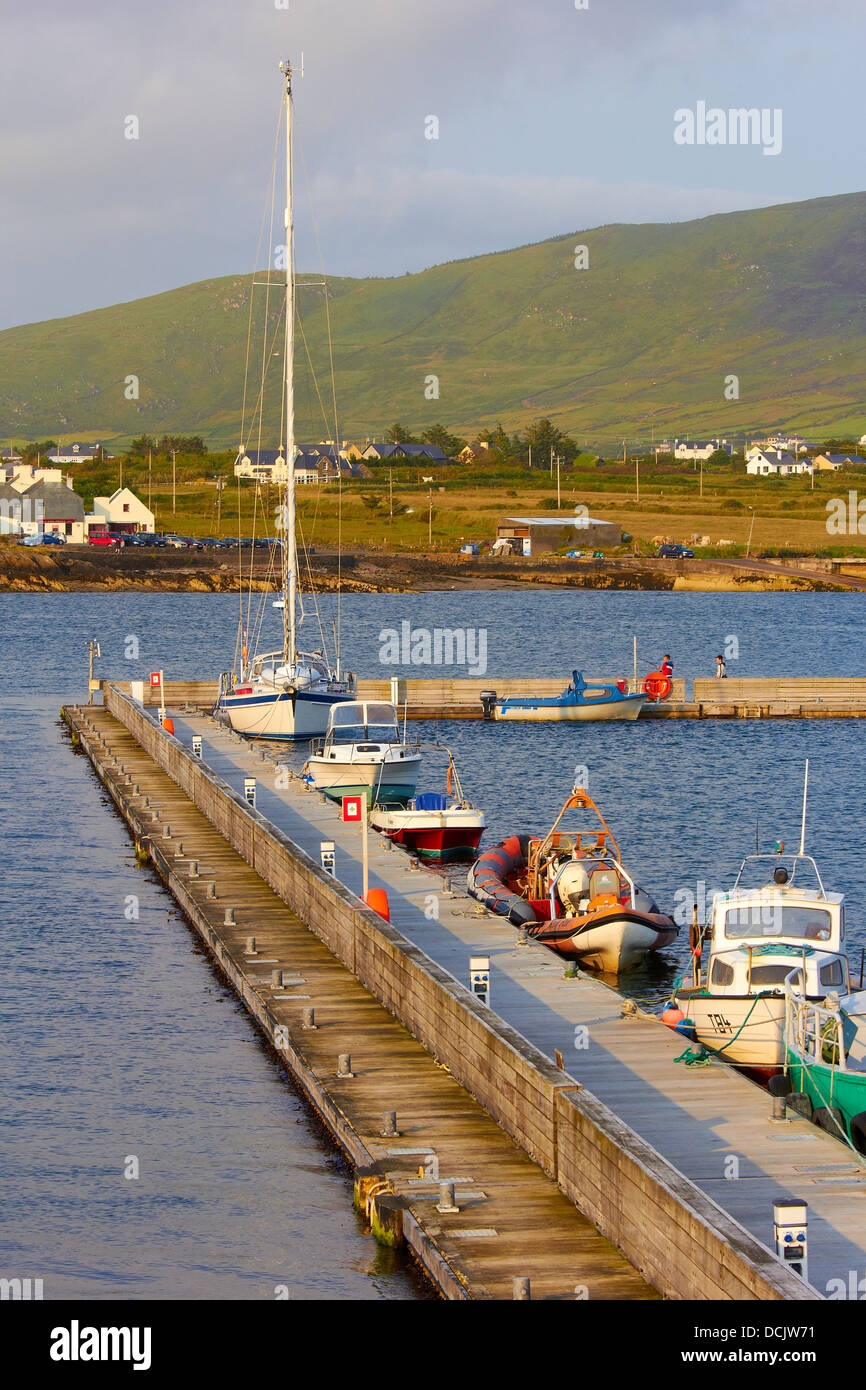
[{"left": 3, "top": 589, "right": 865, "bottom": 1296}]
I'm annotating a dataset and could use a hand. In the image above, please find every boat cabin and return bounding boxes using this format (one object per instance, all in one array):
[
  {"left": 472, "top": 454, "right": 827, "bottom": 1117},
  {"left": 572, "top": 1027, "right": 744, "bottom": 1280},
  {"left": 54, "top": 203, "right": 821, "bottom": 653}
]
[
  {"left": 323, "top": 701, "right": 402, "bottom": 749},
  {"left": 705, "top": 861, "right": 848, "bottom": 998}
]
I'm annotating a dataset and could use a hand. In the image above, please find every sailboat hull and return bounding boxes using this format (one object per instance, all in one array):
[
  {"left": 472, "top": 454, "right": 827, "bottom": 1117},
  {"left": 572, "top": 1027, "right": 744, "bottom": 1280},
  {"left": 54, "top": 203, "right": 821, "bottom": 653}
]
[{"left": 220, "top": 687, "right": 354, "bottom": 741}]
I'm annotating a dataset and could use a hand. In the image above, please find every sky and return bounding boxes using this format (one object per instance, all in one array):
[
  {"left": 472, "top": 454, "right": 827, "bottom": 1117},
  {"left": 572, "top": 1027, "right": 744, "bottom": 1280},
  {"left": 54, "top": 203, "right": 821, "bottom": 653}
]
[{"left": 2, "top": 0, "right": 865, "bottom": 330}]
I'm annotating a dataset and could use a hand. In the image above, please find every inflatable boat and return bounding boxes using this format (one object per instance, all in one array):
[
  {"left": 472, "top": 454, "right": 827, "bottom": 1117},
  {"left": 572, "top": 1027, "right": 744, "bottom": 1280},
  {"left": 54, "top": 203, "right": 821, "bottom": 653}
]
[{"left": 467, "top": 786, "right": 677, "bottom": 973}]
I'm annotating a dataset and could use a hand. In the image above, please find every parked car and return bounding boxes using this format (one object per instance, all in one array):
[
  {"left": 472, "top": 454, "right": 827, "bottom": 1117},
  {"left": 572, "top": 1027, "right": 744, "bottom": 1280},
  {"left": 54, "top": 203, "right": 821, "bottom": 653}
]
[
  {"left": 108, "top": 532, "right": 136, "bottom": 547},
  {"left": 87, "top": 532, "right": 120, "bottom": 547},
  {"left": 162, "top": 533, "right": 188, "bottom": 549},
  {"left": 19, "top": 532, "right": 66, "bottom": 546},
  {"left": 178, "top": 535, "right": 204, "bottom": 550},
  {"left": 657, "top": 544, "right": 695, "bottom": 558},
  {"left": 565, "top": 549, "right": 586, "bottom": 559}
]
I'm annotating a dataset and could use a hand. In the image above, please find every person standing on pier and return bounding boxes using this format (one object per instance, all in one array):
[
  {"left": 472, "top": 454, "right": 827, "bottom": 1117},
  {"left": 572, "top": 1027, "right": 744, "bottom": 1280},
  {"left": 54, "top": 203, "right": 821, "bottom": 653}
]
[
  {"left": 715, "top": 654, "right": 727, "bottom": 679},
  {"left": 660, "top": 654, "right": 673, "bottom": 678}
]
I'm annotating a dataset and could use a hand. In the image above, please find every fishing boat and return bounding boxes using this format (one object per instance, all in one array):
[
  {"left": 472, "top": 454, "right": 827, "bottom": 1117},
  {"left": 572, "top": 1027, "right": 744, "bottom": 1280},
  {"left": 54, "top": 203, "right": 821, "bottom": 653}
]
[
  {"left": 480, "top": 671, "right": 647, "bottom": 723},
  {"left": 782, "top": 973, "right": 866, "bottom": 1151},
  {"left": 670, "top": 763, "right": 851, "bottom": 1073},
  {"left": 370, "top": 747, "right": 485, "bottom": 861},
  {"left": 467, "top": 784, "right": 677, "bottom": 972},
  {"left": 303, "top": 701, "right": 422, "bottom": 806},
  {"left": 215, "top": 60, "right": 355, "bottom": 742}
]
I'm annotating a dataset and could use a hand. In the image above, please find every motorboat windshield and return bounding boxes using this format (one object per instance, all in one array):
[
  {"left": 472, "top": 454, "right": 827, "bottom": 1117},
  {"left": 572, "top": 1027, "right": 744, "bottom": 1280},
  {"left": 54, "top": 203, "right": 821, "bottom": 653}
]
[{"left": 327, "top": 701, "right": 401, "bottom": 745}]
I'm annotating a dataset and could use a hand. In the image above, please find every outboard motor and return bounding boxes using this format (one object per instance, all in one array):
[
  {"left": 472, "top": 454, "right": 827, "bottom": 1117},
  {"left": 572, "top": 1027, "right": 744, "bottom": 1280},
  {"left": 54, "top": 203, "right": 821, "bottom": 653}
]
[{"left": 480, "top": 690, "right": 497, "bottom": 720}]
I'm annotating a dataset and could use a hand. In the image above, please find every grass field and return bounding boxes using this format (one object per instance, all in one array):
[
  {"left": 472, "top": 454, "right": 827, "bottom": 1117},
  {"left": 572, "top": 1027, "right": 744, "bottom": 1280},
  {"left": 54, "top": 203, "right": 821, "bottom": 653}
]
[{"left": 119, "top": 458, "right": 865, "bottom": 558}]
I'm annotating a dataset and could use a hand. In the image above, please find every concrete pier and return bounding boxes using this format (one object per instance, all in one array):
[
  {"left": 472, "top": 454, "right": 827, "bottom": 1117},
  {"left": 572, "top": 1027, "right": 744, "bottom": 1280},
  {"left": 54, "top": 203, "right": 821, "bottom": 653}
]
[
  {"left": 61, "top": 687, "right": 834, "bottom": 1300},
  {"left": 104, "top": 676, "right": 866, "bottom": 721}
]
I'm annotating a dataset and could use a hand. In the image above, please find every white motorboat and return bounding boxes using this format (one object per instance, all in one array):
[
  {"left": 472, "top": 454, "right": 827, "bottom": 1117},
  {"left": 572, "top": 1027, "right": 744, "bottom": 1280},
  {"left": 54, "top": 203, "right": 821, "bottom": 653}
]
[
  {"left": 304, "top": 701, "right": 422, "bottom": 805},
  {"left": 671, "top": 764, "right": 851, "bottom": 1073},
  {"left": 216, "top": 60, "right": 355, "bottom": 741}
]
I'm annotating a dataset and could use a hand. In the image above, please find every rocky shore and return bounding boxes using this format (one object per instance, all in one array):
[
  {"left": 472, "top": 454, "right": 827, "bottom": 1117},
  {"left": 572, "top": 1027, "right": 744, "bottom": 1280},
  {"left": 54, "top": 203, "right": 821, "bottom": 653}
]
[{"left": 0, "top": 544, "right": 848, "bottom": 594}]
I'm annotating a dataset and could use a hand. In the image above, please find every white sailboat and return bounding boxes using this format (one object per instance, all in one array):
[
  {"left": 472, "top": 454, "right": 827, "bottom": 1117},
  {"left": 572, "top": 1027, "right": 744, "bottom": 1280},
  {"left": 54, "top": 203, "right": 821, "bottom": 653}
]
[{"left": 217, "top": 60, "right": 355, "bottom": 742}]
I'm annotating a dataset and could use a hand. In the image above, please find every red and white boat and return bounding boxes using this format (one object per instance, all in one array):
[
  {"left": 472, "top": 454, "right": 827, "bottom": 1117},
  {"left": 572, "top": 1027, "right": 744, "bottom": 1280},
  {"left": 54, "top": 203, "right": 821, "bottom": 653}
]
[{"left": 370, "top": 750, "right": 485, "bottom": 862}]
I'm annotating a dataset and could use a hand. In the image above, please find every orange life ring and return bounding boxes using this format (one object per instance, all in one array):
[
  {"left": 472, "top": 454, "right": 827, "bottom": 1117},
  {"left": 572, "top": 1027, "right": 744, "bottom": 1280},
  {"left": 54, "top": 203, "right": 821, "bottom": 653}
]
[{"left": 643, "top": 671, "right": 672, "bottom": 700}]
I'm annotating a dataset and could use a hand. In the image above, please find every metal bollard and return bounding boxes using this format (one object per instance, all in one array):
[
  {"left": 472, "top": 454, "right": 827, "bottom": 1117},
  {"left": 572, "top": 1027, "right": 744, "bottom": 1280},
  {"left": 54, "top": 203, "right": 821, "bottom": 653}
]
[
  {"left": 436, "top": 1181, "right": 459, "bottom": 1214},
  {"left": 381, "top": 1111, "right": 399, "bottom": 1137},
  {"left": 302, "top": 1008, "right": 317, "bottom": 1030},
  {"left": 224, "top": 906, "right": 235, "bottom": 926},
  {"left": 189, "top": 860, "right": 199, "bottom": 878},
  {"left": 176, "top": 841, "right": 184, "bottom": 856},
  {"left": 163, "top": 824, "right": 172, "bottom": 838},
  {"left": 206, "top": 881, "right": 216, "bottom": 899},
  {"left": 769, "top": 1073, "right": 791, "bottom": 1123},
  {"left": 337, "top": 1053, "right": 354, "bottom": 1078},
  {"left": 271, "top": 969, "right": 283, "bottom": 988},
  {"left": 244, "top": 934, "right": 256, "bottom": 953},
  {"left": 513, "top": 1277, "right": 531, "bottom": 1301}
]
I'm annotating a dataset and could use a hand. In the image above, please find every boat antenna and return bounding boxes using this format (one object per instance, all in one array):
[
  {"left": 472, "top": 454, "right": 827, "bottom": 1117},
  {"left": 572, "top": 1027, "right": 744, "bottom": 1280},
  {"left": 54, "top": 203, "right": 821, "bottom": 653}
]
[{"left": 798, "top": 758, "right": 809, "bottom": 857}]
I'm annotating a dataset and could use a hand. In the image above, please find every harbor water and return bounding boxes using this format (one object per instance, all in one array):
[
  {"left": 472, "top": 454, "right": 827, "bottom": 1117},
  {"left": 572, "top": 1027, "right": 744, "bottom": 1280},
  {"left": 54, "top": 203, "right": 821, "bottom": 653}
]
[{"left": 3, "top": 588, "right": 865, "bottom": 1295}]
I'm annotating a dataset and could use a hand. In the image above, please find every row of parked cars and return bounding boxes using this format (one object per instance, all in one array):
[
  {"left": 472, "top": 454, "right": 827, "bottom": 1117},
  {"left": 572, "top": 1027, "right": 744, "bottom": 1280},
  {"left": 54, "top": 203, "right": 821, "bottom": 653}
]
[{"left": 18, "top": 532, "right": 283, "bottom": 549}]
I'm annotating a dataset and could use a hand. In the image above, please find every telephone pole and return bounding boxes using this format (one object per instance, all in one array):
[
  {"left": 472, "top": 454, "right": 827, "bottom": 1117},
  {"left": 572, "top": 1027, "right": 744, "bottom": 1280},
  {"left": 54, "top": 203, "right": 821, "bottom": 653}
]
[
  {"left": 556, "top": 454, "right": 561, "bottom": 508},
  {"left": 171, "top": 449, "right": 177, "bottom": 515},
  {"left": 147, "top": 448, "right": 152, "bottom": 511},
  {"left": 427, "top": 487, "right": 433, "bottom": 546}
]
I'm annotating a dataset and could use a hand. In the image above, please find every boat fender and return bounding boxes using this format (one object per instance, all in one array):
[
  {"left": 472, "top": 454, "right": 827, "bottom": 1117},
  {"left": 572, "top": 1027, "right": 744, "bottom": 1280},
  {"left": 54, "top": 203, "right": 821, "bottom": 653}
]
[
  {"left": 813, "top": 1106, "right": 845, "bottom": 1137},
  {"left": 162, "top": 717, "right": 175, "bottom": 735},
  {"left": 849, "top": 1112, "right": 866, "bottom": 1155},
  {"left": 785, "top": 1092, "right": 812, "bottom": 1122},
  {"left": 768, "top": 1074, "right": 791, "bottom": 1098},
  {"left": 660, "top": 1005, "right": 684, "bottom": 1030}
]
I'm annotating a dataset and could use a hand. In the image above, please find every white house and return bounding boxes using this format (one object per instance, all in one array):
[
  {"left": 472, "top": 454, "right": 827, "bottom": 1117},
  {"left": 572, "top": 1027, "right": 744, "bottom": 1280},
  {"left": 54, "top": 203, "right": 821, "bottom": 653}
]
[
  {"left": 674, "top": 439, "right": 732, "bottom": 461},
  {"left": 47, "top": 442, "right": 110, "bottom": 465},
  {"left": 87, "top": 487, "right": 154, "bottom": 534},
  {"left": 746, "top": 449, "right": 811, "bottom": 477},
  {"left": 234, "top": 446, "right": 322, "bottom": 485}
]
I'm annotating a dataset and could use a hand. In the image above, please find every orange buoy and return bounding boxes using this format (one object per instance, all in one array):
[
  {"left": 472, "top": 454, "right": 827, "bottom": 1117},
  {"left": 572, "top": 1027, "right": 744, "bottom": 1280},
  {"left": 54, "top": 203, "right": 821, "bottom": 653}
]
[
  {"left": 660, "top": 1005, "right": 684, "bottom": 1030},
  {"left": 642, "top": 671, "right": 672, "bottom": 701},
  {"left": 162, "top": 717, "right": 175, "bottom": 735},
  {"left": 365, "top": 888, "right": 390, "bottom": 921}
]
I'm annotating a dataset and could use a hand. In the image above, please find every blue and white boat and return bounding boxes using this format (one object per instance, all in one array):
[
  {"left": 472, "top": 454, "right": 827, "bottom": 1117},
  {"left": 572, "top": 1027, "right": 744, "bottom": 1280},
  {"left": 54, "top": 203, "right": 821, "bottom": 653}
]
[
  {"left": 481, "top": 671, "right": 647, "bottom": 723},
  {"left": 216, "top": 61, "right": 355, "bottom": 742}
]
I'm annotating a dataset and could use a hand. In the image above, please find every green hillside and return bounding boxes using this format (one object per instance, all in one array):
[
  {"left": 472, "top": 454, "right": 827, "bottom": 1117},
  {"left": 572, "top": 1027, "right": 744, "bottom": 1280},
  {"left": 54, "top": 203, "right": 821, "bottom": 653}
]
[{"left": 4, "top": 190, "right": 866, "bottom": 448}]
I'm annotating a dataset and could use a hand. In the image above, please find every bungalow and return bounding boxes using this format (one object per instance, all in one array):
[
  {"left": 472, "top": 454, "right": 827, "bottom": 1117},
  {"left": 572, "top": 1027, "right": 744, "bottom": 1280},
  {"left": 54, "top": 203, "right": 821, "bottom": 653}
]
[
  {"left": 812, "top": 452, "right": 860, "bottom": 471},
  {"left": 20, "top": 479, "right": 86, "bottom": 542},
  {"left": 746, "top": 449, "right": 810, "bottom": 477},
  {"left": 362, "top": 442, "right": 448, "bottom": 462},
  {"left": 674, "top": 439, "right": 732, "bottom": 461},
  {"left": 87, "top": 487, "right": 154, "bottom": 535},
  {"left": 47, "top": 442, "right": 110, "bottom": 464}
]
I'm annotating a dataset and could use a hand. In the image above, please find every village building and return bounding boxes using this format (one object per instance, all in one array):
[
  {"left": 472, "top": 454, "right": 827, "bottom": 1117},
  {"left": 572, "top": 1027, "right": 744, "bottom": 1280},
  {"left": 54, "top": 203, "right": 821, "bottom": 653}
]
[
  {"left": 674, "top": 439, "right": 732, "bottom": 461},
  {"left": 495, "top": 514, "right": 621, "bottom": 557},
  {"left": 86, "top": 487, "right": 154, "bottom": 535},
  {"left": 745, "top": 449, "right": 811, "bottom": 477},
  {"left": 457, "top": 441, "right": 494, "bottom": 464},
  {"left": 361, "top": 442, "right": 448, "bottom": 462},
  {"left": 812, "top": 452, "right": 860, "bottom": 471},
  {"left": 19, "top": 479, "right": 86, "bottom": 541},
  {"left": 47, "top": 442, "right": 111, "bottom": 465}
]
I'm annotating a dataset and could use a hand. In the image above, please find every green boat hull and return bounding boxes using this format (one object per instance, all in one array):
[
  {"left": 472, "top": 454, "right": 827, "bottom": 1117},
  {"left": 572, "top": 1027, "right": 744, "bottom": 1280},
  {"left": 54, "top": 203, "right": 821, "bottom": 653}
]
[{"left": 785, "top": 1048, "right": 866, "bottom": 1142}]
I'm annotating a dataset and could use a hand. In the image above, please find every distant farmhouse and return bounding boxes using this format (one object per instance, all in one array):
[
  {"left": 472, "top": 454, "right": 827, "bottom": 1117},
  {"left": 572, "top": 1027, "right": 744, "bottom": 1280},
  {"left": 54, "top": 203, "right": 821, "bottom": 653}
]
[
  {"left": 495, "top": 514, "right": 621, "bottom": 557},
  {"left": 674, "top": 439, "right": 733, "bottom": 461},
  {"left": 812, "top": 452, "right": 861, "bottom": 471},
  {"left": 457, "top": 441, "right": 494, "bottom": 464},
  {"left": 362, "top": 442, "right": 448, "bottom": 462},
  {"left": 745, "top": 449, "right": 811, "bottom": 477},
  {"left": 234, "top": 444, "right": 370, "bottom": 485},
  {"left": 47, "top": 442, "right": 112, "bottom": 465}
]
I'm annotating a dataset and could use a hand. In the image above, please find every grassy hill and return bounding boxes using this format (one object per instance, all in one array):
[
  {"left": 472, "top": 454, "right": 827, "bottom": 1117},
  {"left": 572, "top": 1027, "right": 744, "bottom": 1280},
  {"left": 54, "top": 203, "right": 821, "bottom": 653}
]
[{"left": 4, "top": 190, "right": 866, "bottom": 449}]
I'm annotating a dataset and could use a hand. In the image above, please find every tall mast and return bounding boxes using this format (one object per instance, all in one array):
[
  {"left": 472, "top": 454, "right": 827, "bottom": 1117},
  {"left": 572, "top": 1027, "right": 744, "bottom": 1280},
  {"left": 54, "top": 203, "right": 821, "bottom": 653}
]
[{"left": 281, "top": 59, "right": 297, "bottom": 667}]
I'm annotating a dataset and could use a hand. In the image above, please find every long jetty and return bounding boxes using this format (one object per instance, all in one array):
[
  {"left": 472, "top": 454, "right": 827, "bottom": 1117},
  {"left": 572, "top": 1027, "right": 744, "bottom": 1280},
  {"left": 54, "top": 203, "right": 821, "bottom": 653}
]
[
  {"left": 103, "top": 675, "right": 866, "bottom": 721},
  {"left": 60, "top": 685, "right": 866, "bottom": 1301}
]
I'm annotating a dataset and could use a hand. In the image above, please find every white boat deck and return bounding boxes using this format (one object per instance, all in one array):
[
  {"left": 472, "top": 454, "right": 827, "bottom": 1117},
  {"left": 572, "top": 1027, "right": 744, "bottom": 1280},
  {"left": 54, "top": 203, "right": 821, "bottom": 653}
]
[{"left": 174, "top": 710, "right": 866, "bottom": 1296}]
